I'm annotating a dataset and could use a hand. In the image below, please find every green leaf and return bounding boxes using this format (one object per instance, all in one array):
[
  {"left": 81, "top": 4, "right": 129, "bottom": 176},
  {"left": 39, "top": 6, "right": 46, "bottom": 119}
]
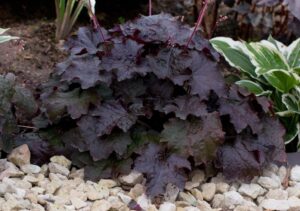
[
  {"left": 235, "top": 80, "right": 265, "bottom": 95},
  {"left": 263, "top": 69, "right": 299, "bottom": 93},
  {"left": 245, "top": 42, "right": 289, "bottom": 75},
  {"left": 284, "top": 122, "right": 300, "bottom": 145},
  {"left": 210, "top": 38, "right": 256, "bottom": 77},
  {"left": 282, "top": 93, "right": 300, "bottom": 114},
  {"left": 267, "top": 36, "right": 287, "bottom": 54},
  {"left": 0, "top": 35, "right": 19, "bottom": 44},
  {"left": 287, "top": 38, "right": 300, "bottom": 68}
]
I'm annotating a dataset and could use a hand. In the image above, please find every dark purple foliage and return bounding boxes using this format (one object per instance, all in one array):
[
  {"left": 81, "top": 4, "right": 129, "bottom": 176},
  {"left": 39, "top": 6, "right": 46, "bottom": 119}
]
[{"left": 31, "top": 14, "right": 287, "bottom": 198}]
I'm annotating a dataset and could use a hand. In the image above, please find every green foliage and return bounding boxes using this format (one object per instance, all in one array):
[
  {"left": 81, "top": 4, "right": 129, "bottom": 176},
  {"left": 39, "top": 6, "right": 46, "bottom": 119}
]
[
  {"left": 211, "top": 36, "right": 300, "bottom": 146},
  {"left": 0, "top": 28, "right": 18, "bottom": 44}
]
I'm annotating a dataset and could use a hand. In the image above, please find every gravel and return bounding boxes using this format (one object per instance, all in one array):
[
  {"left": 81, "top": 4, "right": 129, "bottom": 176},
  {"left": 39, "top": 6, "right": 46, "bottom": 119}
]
[{"left": 0, "top": 146, "right": 300, "bottom": 210}]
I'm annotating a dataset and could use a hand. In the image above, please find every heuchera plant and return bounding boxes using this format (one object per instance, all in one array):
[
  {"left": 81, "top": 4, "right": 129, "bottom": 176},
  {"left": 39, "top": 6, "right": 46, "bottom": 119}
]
[{"left": 29, "top": 14, "right": 286, "bottom": 197}]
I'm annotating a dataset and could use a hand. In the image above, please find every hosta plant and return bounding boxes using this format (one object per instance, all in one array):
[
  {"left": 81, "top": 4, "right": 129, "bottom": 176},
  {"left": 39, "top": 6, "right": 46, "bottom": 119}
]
[
  {"left": 28, "top": 14, "right": 287, "bottom": 197},
  {"left": 210, "top": 36, "right": 300, "bottom": 147},
  {"left": 0, "top": 28, "right": 18, "bottom": 44}
]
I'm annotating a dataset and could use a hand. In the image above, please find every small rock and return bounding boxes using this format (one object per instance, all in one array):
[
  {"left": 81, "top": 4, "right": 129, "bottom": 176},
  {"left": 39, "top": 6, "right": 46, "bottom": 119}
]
[
  {"left": 48, "top": 162, "right": 70, "bottom": 176},
  {"left": 0, "top": 160, "right": 24, "bottom": 180},
  {"left": 201, "top": 183, "right": 216, "bottom": 201},
  {"left": 7, "top": 144, "right": 31, "bottom": 167},
  {"left": 190, "top": 188, "right": 203, "bottom": 201},
  {"left": 278, "top": 166, "right": 287, "bottom": 183},
  {"left": 234, "top": 205, "right": 260, "bottom": 211},
  {"left": 183, "top": 206, "right": 200, "bottom": 211},
  {"left": 257, "top": 176, "right": 280, "bottom": 189},
  {"left": 229, "top": 182, "right": 240, "bottom": 191},
  {"left": 119, "top": 171, "right": 143, "bottom": 186},
  {"left": 185, "top": 181, "right": 199, "bottom": 190},
  {"left": 23, "top": 175, "right": 39, "bottom": 184},
  {"left": 266, "top": 189, "right": 288, "bottom": 200},
  {"left": 45, "top": 180, "right": 62, "bottom": 194},
  {"left": 136, "top": 194, "right": 150, "bottom": 210},
  {"left": 287, "top": 185, "right": 300, "bottom": 197},
  {"left": 291, "top": 165, "right": 300, "bottom": 182},
  {"left": 108, "top": 195, "right": 125, "bottom": 209},
  {"left": 87, "top": 186, "right": 109, "bottom": 201},
  {"left": 0, "top": 183, "right": 8, "bottom": 196},
  {"left": 211, "top": 194, "right": 225, "bottom": 208},
  {"left": 71, "top": 197, "right": 87, "bottom": 209},
  {"left": 98, "top": 179, "right": 118, "bottom": 188},
  {"left": 50, "top": 155, "right": 72, "bottom": 169},
  {"left": 164, "top": 183, "right": 179, "bottom": 202},
  {"left": 260, "top": 199, "right": 290, "bottom": 210},
  {"left": 91, "top": 200, "right": 111, "bottom": 211},
  {"left": 191, "top": 170, "right": 205, "bottom": 184},
  {"left": 128, "top": 184, "right": 145, "bottom": 199},
  {"left": 40, "top": 164, "right": 49, "bottom": 176},
  {"left": 21, "top": 164, "right": 41, "bottom": 174},
  {"left": 216, "top": 182, "right": 230, "bottom": 193},
  {"left": 31, "top": 187, "right": 45, "bottom": 195},
  {"left": 197, "top": 200, "right": 213, "bottom": 211},
  {"left": 288, "top": 196, "right": 300, "bottom": 211},
  {"left": 178, "top": 192, "right": 197, "bottom": 206},
  {"left": 238, "top": 183, "right": 265, "bottom": 199},
  {"left": 224, "top": 191, "right": 245, "bottom": 209},
  {"left": 159, "top": 202, "right": 176, "bottom": 211},
  {"left": 117, "top": 192, "right": 132, "bottom": 205}
]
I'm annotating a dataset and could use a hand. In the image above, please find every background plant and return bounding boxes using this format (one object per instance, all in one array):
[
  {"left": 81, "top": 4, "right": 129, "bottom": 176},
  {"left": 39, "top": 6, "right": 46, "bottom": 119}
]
[
  {"left": 54, "top": 0, "right": 97, "bottom": 41},
  {"left": 0, "top": 28, "right": 18, "bottom": 43},
  {"left": 211, "top": 36, "right": 300, "bottom": 149}
]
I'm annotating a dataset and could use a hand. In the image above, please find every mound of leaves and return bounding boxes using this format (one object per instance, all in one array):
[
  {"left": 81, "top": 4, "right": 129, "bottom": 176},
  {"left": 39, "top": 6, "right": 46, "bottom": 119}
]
[
  {"left": 0, "top": 73, "right": 38, "bottom": 155},
  {"left": 31, "top": 14, "right": 286, "bottom": 197}
]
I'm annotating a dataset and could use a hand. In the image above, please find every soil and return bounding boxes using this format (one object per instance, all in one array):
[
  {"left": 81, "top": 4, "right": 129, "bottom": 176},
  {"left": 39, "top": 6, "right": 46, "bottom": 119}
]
[{"left": 0, "top": 19, "right": 66, "bottom": 89}]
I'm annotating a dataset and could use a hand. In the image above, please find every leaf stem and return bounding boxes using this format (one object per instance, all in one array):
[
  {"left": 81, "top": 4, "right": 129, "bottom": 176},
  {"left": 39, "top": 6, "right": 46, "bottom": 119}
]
[
  {"left": 149, "top": 0, "right": 152, "bottom": 16},
  {"left": 186, "top": 0, "right": 208, "bottom": 48}
]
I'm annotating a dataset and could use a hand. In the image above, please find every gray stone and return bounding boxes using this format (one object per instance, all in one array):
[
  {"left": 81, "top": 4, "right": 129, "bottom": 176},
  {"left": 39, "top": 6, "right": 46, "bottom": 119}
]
[
  {"left": 260, "top": 199, "right": 289, "bottom": 210},
  {"left": 7, "top": 144, "right": 30, "bottom": 167},
  {"left": 91, "top": 200, "right": 111, "bottom": 211},
  {"left": 159, "top": 202, "right": 176, "bottom": 211},
  {"left": 291, "top": 165, "right": 300, "bottom": 182},
  {"left": 119, "top": 170, "right": 143, "bottom": 186},
  {"left": 71, "top": 197, "right": 87, "bottom": 209},
  {"left": 288, "top": 196, "right": 300, "bottom": 211},
  {"left": 224, "top": 191, "right": 245, "bottom": 209},
  {"left": 190, "top": 170, "right": 205, "bottom": 184},
  {"left": 98, "top": 179, "right": 118, "bottom": 188},
  {"left": 257, "top": 176, "right": 280, "bottom": 189},
  {"left": 48, "top": 162, "right": 70, "bottom": 176},
  {"left": 190, "top": 188, "right": 203, "bottom": 201},
  {"left": 265, "top": 189, "right": 288, "bottom": 200},
  {"left": 216, "top": 182, "right": 230, "bottom": 193},
  {"left": 21, "top": 164, "right": 41, "bottom": 174},
  {"left": 211, "top": 194, "right": 225, "bottom": 208},
  {"left": 238, "top": 183, "right": 266, "bottom": 199},
  {"left": 278, "top": 166, "right": 287, "bottom": 183},
  {"left": 164, "top": 183, "right": 179, "bottom": 202},
  {"left": 178, "top": 192, "right": 197, "bottom": 205},
  {"left": 201, "top": 183, "right": 216, "bottom": 201},
  {"left": 50, "top": 155, "right": 72, "bottom": 169}
]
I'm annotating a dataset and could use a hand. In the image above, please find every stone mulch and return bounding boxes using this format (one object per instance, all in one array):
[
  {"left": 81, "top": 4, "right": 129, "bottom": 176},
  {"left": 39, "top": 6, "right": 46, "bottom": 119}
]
[{"left": 0, "top": 144, "right": 300, "bottom": 211}]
